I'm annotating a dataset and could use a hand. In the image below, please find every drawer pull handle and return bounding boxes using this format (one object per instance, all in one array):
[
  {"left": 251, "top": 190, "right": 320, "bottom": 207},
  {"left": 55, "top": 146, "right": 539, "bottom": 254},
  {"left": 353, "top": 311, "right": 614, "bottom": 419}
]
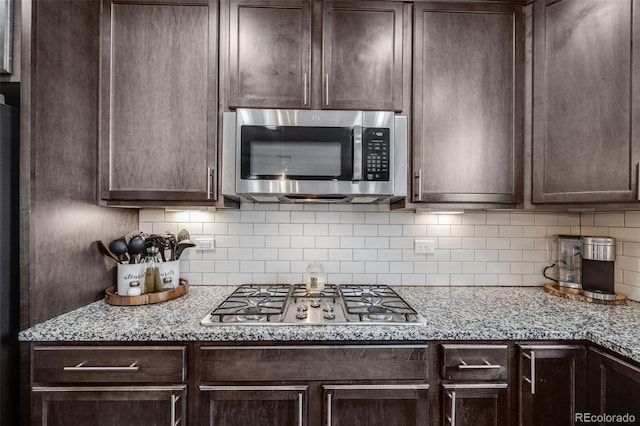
[
  {"left": 326, "top": 392, "right": 332, "bottom": 426},
  {"left": 458, "top": 359, "right": 502, "bottom": 370},
  {"left": 63, "top": 361, "right": 140, "bottom": 372}
]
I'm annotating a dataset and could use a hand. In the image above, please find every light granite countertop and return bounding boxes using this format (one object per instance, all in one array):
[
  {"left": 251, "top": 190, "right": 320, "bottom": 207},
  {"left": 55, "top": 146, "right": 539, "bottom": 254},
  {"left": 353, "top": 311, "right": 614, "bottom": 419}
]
[{"left": 18, "top": 286, "right": 640, "bottom": 363}]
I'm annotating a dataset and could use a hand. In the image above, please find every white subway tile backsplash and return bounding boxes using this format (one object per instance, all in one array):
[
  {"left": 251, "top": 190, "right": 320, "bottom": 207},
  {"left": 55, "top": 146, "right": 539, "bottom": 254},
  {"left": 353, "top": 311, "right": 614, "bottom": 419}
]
[
  {"left": 340, "top": 212, "right": 365, "bottom": 224},
  {"left": 353, "top": 249, "right": 378, "bottom": 261},
  {"left": 487, "top": 212, "right": 511, "bottom": 225},
  {"left": 475, "top": 226, "right": 500, "bottom": 237},
  {"left": 426, "top": 224, "right": 451, "bottom": 237},
  {"left": 451, "top": 250, "right": 474, "bottom": 262},
  {"left": 439, "top": 237, "right": 463, "bottom": 249},
  {"left": 462, "top": 212, "right": 486, "bottom": 225},
  {"left": 594, "top": 212, "right": 625, "bottom": 227},
  {"left": 402, "top": 224, "right": 427, "bottom": 237},
  {"left": 290, "top": 236, "right": 315, "bottom": 248},
  {"left": 138, "top": 206, "right": 640, "bottom": 300}
]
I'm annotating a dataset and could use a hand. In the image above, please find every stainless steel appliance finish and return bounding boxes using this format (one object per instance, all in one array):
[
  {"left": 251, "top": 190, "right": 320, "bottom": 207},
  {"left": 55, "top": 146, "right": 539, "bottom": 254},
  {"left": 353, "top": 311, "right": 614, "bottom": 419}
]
[
  {"left": 222, "top": 109, "right": 407, "bottom": 203},
  {"left": 200, "top": 284, "right": 426, "bottom": 326},
  {"left": 581, "top": 236, "right": 617, "bottom": 300}
]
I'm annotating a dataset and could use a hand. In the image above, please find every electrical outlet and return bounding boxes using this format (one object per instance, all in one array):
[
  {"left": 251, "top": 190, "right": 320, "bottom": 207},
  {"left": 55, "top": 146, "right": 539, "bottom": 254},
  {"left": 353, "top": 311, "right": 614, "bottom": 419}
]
[
  {"left": 194, "top": 236, "right": 216, "bottom": 251},
  {"left": 414, "top": 239, "right": 435, "bottom": 254}
]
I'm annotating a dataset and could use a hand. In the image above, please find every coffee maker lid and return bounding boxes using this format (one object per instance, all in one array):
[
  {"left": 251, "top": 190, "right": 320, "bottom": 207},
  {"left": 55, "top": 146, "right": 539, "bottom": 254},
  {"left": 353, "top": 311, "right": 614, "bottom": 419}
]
[{"left": 581, "top": 236, "right": 615, "bottom": 246}]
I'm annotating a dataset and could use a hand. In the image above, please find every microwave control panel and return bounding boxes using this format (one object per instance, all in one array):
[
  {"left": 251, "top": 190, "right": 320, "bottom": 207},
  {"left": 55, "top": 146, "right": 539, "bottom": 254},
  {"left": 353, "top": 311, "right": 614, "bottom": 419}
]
[{"left": 362, "top": 128, "right": 390, "bottom": 181}]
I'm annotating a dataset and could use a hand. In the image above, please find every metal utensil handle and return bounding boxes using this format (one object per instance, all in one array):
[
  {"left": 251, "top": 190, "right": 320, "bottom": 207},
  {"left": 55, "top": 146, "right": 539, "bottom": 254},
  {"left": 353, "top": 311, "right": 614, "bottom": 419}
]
[
  {"left": 447, "top": 391, "right": 456, "bottom": 425},
  {"left": 298, "top": 392, "right": 304, "bottom": 426},
  {"left": 353, "top": 125, "right": 362, "bottom": 180},
  {"left": 522, "top": 350, "right": 536, "bottom": 394},
  {"left": 326, "top": 392, "right": 332, "bottom": 426},
  {"left": 63, "top": 361, "right": 139, "bottom": 372}
]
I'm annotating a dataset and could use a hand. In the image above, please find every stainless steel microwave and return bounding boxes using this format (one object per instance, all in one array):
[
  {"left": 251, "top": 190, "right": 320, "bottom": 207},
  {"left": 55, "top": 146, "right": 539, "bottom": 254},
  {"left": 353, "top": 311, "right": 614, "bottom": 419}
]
[{"left": 222, "top": 109, "right": 407, "bottom": 203}]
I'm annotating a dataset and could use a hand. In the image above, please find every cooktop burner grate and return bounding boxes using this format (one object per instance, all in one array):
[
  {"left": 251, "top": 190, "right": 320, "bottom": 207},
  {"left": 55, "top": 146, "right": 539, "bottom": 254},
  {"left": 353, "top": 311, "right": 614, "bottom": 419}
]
[
  {"left": 208, "top": 284, "right": 292, "bottom": 323},
  {"left": 338, "top": 284, "right": 422, "bottom": 322}
]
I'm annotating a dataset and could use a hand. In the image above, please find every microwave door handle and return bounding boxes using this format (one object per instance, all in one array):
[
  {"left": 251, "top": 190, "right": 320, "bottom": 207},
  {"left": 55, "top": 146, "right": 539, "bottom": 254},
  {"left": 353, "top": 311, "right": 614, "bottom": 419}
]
[{"left": 353, "top": 125, "right": 363, "bottom": 181}]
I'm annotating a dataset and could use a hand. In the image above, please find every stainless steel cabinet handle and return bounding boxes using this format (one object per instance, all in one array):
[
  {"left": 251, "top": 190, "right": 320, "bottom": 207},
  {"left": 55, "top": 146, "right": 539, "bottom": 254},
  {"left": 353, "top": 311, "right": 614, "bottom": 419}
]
[
  {"left": 63, "top": 361, "right": 139, "bottom": 372},
  {"left": 458, "top": 359, "right": 502, "bottom": 370},
  {"left": 326, "top": 392, "right": 332, "bottom": 426},
  {"left": 298, "top": 392, "right": 304, "bottom": 426},
  {"left": 303, "top": 73, "right": 308, "bottom": 106},
  {"left": 447, "top": 391, "right": 456, "bottom": 425},
  {"left": 207, "top": 167, "right": 214, "bottom": 200},
  {"left": 522, "top": 350, "right": 536, "bottom": 394},
  {"left": 353, "top": 125, "right": 362, "bottom": 181},
  {"left": 325, "top": 74, "right": 329, "bottom": 106},
  {"left": 636, "top": 163, "right": 640, "bottom": 201},
  {"left": 415, "top": 169, "right": 423, "bottom": 201},
  {"left": 170, "top": 393, "right": 179, "bottom": 426}
]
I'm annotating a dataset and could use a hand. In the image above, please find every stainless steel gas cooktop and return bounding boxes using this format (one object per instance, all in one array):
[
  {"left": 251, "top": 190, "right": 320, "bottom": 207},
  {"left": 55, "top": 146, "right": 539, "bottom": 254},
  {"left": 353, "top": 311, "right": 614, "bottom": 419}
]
[{"left": 200, "top": 284, "right": 426, "bottom": 326}]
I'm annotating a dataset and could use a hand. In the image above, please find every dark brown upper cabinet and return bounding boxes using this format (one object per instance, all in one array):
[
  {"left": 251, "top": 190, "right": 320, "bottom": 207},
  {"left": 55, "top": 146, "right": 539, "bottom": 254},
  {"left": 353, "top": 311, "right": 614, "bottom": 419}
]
[
  {"left": 412, "top": 2, "right": 524, "bottom": 206},
  {"left": 532, "top": 0, "right": 640, "bottom": 204},
  {"left": 322, "top": 0, "right": 404, "bottom": 111},
  {"left": 99, "top": 0, "right": 218, "bottom": 205},
  {"left": 221, "top": 0, "right": 407, "bottom": 111},
  {"left": 223, "top": 0, "right": 312, "bottom": 109}
]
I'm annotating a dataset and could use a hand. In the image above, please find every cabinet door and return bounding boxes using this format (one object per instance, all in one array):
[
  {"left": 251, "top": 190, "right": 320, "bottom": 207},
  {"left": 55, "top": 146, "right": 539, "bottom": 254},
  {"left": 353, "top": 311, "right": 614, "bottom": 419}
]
[
  {"left": 322, "top": 1, "right": 404, "bottom": 111},
  {"left": 413, "top": 2, "right": 523, "bottom": 205},
  {"left": 587, "top": 347, "right": 640, "bottom": 423},
  {"left": 224, "top": 0, "right": 311, "bottom": 108},
  {"left": 32, "top": 385, "right": 186, "bottom": 426},
  {"left": 532, "top": 0, "right": 640, "bottom": 204},
  {"left": 324, "top": 384, "right": 429, "bottom": 426},
  {"left": 442, "top": 384, "right": 508, "bottom": 426},
  {"left": 519, "top": 345, "right": 586, "bottom": 426},
  {"left": 199, "top": 385, "right": 307, "bottom": 426},
  {"left": 100, "top": 0, "right": 217, "bottom": 203}
]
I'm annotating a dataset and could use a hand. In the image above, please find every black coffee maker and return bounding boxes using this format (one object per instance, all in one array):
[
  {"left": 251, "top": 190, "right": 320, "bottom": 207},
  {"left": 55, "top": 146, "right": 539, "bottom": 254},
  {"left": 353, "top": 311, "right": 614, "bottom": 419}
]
[{"left": 581, "top": 236, "right": 616, "bottom": 300}]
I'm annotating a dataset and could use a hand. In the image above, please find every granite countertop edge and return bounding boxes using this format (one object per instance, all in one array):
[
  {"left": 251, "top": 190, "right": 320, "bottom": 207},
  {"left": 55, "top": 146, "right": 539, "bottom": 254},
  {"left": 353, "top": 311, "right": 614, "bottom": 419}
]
[{"left": 18, "top": 286, "right": 640, "bottom": 364}]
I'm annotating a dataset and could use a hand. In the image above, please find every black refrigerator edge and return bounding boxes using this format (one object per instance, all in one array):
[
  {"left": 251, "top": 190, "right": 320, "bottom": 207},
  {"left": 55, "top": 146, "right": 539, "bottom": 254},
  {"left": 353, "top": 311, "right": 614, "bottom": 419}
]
[{"left": 1, "top": 96, "right": 20, "bottom": 426}]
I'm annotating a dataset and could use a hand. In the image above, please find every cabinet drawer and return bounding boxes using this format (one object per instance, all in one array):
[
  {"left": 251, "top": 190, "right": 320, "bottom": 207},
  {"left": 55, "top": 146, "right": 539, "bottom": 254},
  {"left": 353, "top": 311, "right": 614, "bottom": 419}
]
[
  {"left": 32, "top": 345, "right": 186, "bottom": 383},
  {"left": 199, "top": 345, "right": 429, "bottom": 382},
  {"left": 442, "top": 344, "right": 508, "bottom": 381}
]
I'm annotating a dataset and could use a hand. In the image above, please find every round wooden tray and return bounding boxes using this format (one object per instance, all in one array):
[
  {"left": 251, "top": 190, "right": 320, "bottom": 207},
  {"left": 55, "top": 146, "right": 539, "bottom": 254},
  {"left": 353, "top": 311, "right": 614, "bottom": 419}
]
[
  {"left": 105, "top": 279, "right": 189, "bottom": 306},
  {"left": 543, "top": 283, "right": 627, "bottom": 305}
]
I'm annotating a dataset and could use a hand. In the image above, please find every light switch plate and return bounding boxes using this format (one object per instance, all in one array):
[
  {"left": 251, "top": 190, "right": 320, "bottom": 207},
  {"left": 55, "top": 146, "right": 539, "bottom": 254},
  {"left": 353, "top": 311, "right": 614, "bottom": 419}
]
[{"left": 414, "top": 239, "right": 435, "bottom": 254}]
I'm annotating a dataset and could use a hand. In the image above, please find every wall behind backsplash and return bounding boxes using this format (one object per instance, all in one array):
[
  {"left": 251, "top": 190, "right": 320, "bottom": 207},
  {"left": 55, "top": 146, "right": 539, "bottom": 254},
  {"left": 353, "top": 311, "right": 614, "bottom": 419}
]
[{"left": 139, "top": 205, "right": 640, "bottom": 302}]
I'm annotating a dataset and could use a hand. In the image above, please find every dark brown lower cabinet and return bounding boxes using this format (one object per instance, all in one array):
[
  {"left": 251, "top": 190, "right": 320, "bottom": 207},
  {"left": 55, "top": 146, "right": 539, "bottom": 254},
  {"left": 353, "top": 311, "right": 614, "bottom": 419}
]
[
  {"left": 197, "top": 345, "right": 430, "bottom": 426},
  {"left": 442, "top": 384, "right": 508, "bottom": 426},
  {"left": 587, "top": 347, "right": 640, "bottom": 424},
  {"left": 324, "top": 384, "right": 429, "bottom": 426},
  {"left": 518, "top": 345, "right": 586, "bottom": 426},
  {"left": 30, "top": 344, "right": 188, "bottom": 426},
  {"left": 32, "top": 385, "right": 186, "bottom": 426},
  {"left": 199, "top": 385, "right": 307, "bottom": 426}
]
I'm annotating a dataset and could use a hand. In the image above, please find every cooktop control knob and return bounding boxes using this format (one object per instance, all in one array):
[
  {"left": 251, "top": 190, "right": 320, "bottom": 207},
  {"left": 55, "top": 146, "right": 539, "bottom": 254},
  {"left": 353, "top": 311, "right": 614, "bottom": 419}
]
[{"left": 296, "top": 305, "right": 308, "bottom": 320}]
